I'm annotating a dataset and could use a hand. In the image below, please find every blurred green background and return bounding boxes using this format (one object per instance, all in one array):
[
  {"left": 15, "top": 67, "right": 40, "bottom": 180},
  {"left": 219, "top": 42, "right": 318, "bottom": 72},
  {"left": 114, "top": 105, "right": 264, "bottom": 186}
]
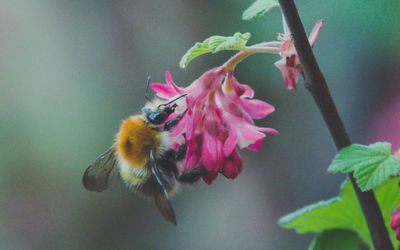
[{"left": 1, "top": 0, "right": 400, "bottom": 249}]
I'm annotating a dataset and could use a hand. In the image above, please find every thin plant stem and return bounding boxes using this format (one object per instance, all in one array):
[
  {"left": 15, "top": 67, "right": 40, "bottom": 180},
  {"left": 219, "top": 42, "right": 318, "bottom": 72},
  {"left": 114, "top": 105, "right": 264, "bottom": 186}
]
[
  {"left": 278, "top": 0, "right": 393, "bottom": 249},
  {"left": 223, "top": 42, "right": 280, "bottom": 71}
]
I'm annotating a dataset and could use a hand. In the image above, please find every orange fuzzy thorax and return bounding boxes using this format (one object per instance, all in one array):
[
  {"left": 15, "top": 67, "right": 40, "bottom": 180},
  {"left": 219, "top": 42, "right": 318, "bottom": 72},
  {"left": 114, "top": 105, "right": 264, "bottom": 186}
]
[{"left": 115, "top": 116, "right": 161, "bottom": 168}]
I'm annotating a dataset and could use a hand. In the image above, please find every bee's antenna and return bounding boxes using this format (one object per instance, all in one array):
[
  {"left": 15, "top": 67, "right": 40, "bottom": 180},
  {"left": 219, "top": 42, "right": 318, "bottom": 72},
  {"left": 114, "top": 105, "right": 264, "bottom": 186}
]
[
  {"left": 145, "top": 76, "right": 152, "bottom": 101},
  {"left": 162, "top": 94, "right": 188, "bottom": 106}
]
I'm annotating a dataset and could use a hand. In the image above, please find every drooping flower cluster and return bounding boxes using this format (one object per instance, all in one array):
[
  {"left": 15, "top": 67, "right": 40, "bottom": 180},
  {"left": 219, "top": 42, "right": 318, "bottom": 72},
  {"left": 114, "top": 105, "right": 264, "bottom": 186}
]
[
  {"left": 274, "top": 15, "right": 322, "bottom": 89},
  {"left": 151, "top": 68, "right": 278, "bottom": 184}
]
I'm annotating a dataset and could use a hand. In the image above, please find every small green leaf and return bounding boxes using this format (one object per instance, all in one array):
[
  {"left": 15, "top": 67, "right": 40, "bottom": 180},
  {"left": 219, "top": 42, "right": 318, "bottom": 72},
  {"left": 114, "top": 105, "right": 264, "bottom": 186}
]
[
  {"left": 328, "top": 142, "right": 400, "bottom": 191},
  {"left": 242, "top": 0, "right": 280, "bottom": 21},
  {"left": 179, "top": 33, "right": 251, "bottom": 68},
  {"left": 279, "top": 177, "right": 400, "bottom": 249},
  {"left": 355, "top": 155, "right": 400, "bottom": 191},
  {"left": 308, "top": 229, "right": 361, "bottom": 250}
]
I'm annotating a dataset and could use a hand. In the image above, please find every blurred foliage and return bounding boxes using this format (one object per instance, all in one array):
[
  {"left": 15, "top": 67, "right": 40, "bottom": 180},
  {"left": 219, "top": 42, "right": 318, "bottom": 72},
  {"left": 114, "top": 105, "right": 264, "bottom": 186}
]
[{"left": 1, "top": 0, "right": 400, "bottom": 249}]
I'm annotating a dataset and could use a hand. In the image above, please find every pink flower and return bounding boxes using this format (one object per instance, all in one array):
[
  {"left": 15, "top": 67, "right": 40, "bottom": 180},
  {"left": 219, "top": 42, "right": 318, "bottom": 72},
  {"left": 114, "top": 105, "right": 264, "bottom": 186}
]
[
  {"left": 150, "top": 68, "right": 277, "bottom": 184},
  {"left": 274, "top": 15, "right": 322, "bottom": 89},
  {"left": 390, "top": 205, "right": 400, "bottom": 241}
]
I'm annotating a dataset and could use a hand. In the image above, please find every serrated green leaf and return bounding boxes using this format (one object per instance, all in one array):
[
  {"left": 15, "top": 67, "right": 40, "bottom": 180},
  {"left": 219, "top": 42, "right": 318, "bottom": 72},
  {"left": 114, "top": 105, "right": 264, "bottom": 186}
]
[
  {"left": 242, "top": 0, "right": 280, "bottom": 21},
  {"left": 279, "top": 177, "right": 400, "bottom": 249},
  {"left": 328, "top": 143, "right": 388, "bottom": 174},
  {"left": 328, "top": 142, "right": 400, "bottom": 191},
  {"left": 179, "top": 33, "right": 251, "bottom": 68},
  {"left": 308, "top": 229, "right": 361, "bottom": 250},
  {"left": 354, "top": 155, "right": 400, "bottom": 191}
]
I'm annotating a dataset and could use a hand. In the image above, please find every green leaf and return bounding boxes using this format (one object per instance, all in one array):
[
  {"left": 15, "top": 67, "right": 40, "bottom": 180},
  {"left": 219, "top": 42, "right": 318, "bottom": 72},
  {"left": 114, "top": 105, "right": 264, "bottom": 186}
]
[
  {"left": 328, "top": 142, "right": 400, "bottom": 191},
  {"left": 308, "top": 229, "right": 361, "bottom": 250},
  {"left": 355, "top": 155, "right": 400, "bottom": 191},
  {"left": 179, "top": 33, "right": 251, "bottom": 68},
  {"left": 242, "top": 0, "right": 280, "bottom": 21},
  {"left": 279, "top": 177, "right": 400, "bottom": 249},
  {"left": 278, "top": 181, "right": 370, "bottom": 245}
]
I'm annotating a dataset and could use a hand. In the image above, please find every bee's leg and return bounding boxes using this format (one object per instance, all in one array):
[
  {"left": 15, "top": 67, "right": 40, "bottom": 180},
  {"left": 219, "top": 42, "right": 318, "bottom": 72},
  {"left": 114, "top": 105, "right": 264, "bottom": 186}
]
[
  {"left": 164, "top": 109, "right": 187, "bottom": 131},
  {"left": 162, "top": 143, "right": 187, "bottom": 180},
  {"left": 178, "top": 166, "right": 208, "bottom": 183},
  {"left": 161, "top": 149, "right": 180, "bottom": 179},
  {"left": 175, "top": 143, "right": 187, "bottom": 161},
  {"left": 149, "top": 149, "right": 170, "bottom": 199},
  {"left": 167, "top": 143, "right": 187, "bottom": 180}
]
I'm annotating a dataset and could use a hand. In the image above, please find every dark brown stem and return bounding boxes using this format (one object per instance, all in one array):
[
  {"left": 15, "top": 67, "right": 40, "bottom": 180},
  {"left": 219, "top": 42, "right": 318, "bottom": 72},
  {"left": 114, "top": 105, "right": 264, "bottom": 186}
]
[{"left": 278, "top": 0, "right": 393, "bottom": 249}]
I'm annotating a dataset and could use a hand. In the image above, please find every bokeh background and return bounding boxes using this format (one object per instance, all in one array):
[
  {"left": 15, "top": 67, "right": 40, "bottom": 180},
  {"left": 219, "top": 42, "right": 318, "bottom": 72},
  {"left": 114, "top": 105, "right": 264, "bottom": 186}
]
[{"left": 1, "top": 0, "right": 400, "bottom": 249}]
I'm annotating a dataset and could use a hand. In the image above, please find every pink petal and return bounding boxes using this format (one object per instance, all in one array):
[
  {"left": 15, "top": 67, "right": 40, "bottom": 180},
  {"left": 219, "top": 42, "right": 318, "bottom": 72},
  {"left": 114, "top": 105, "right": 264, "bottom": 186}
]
[
  {"left": 150, "top": 71, "right": 186, "bottom": 99},
  {"left": 238, "top": 124, "right": 266, "bottom": 143},
  {"left": 308, "top": 20, "right": 323, "bottom": 46},
  {"left": 186, "top": 86, "right": 208, "bottom": 108},
  {"left": 186, "top": 107, "right": 203, "bottom": 140},
  {"left": 201, "top": 131, "right": 223, "bottom": 172},
  {"left": 248, "top": 140, "right": 262, "bottom": 151},
  {"left": 257, "top": 126, "right": 279, "bottom": 135},
  {"left": 281, "top": 39, "right": 296, "bottom": 57},
  {"left": 226, "top": 72, "right": 255, "bottom": 98},
  {"left": 223, "top": 148, "right": 242, "bottom": 179},
  {"left": 202, "top": 172, "right": 218, "bottom": 185},
  {"left": 223, "top": 129, "right": 238, "bottom": 157},
  {"left": 391, "top": 205, "right": 400, "bottom": 241},
  {"left": 183, "top": 135, "right": 202, "bottom": 170},
  {"left": 247, "top": 127, "right": 278, "bottom": 151},
  {"left": 222, "top": 161, "right": 240, "bottom": 179},
  {"left": 222, "top": 149, "right": 242, "bottom": 179},
  {"left": 241, "top": 98, "right": 275, "bottom": 119},
  {"left": 216, "top": 90, "right": 244, "bottom": 119},
  {"left": 391, "top": 205, "right": 400, "bottom": 229},
  {"left": 396, "top": 229, "right": 400, "bottom": 242},
  {"left": 171, "top": 114, "right": 187, "bottom": 137},
  {"left": 223, "top": 113, "right": 269, "bottom": 148},
  {"left": 231, "top": 147, "right": 242, "bottom": 164},
  {"left": 185, "top": 109, "right": 195, "bottom": 140},
  {"left": 164, "top": 71, "right": 184, "bottom": 94},
  {"left": 150, "top": 83, "right": 178, "bottom": 99},
  {"left": 274, "top": 58, "right": 299, "bottom": 89},
  {"left": 200, "top": 67, "right": 226, "bottom": 90},
  {"left": 241, "top": 84, "right": 254, "bottom": 98},
  {"left": 204, "top": 106, "right": 223, "bottom": 137},
  {"left": 184, "top": 153, "right": 200, "bottom": 171}
]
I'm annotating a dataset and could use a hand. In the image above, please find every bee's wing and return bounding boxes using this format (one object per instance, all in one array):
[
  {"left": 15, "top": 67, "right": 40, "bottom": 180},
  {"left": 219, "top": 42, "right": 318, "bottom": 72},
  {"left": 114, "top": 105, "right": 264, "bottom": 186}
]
[
  {"left": 82, "top": 147, "right": 120, "bottom": 192},
  {"left": 153, "top": 194, "right": 177, "bottom": 225},
  {"left": 148, "top": 149, "right": 177, "bottom": 225}
]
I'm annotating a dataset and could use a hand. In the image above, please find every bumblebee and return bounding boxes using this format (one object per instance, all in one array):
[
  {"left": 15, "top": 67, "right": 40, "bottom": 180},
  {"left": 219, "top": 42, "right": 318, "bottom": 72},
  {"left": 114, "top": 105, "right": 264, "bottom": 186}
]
[{"left": 82, "top": 94, "right": 207, "bottom": 225}]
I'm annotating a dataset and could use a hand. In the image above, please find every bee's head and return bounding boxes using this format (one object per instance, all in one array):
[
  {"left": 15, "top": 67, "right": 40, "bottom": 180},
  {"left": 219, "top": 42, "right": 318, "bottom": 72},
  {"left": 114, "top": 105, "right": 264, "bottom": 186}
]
[
  {"left": 143, "top": 94, "right": 187, "bottom": 126},
  {"left": 144, "top": 104, "right": 176, "bottom": 126}
]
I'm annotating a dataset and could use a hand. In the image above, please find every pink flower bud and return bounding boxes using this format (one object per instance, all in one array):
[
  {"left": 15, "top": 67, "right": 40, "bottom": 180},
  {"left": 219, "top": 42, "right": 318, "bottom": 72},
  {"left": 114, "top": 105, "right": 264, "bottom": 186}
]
[
  {"left": 274, "top": 18, "right": 322, "bottom": 89},
  {"left": 390, "top": 205, "right": 400, "bottom": 241}
]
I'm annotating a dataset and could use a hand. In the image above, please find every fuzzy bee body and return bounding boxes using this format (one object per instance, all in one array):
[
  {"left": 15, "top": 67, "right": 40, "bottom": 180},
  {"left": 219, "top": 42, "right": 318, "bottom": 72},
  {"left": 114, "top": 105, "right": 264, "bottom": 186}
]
[{"left": 83, "top": 97, "right": 206, "bottom": 225}]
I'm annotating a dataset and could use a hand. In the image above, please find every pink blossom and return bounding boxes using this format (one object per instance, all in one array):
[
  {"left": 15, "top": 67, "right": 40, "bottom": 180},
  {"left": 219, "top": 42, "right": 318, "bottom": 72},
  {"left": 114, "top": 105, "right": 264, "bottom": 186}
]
[
  {"left": 390, "top": 205, "right": 400, "bottom": 241},
  {"left": 150, "top": 68, "right": 277, "bottom": 184},
  {"left": 274, "top": 15, "right": 322, "bottom": 89}
]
